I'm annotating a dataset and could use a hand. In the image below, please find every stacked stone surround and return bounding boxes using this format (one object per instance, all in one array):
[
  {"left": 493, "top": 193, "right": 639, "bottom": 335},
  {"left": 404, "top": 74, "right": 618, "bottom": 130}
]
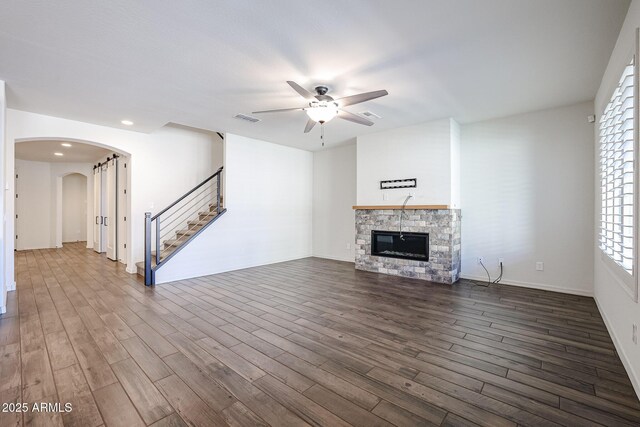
[{"left": 355, "top": 209, "right": 461, "bottom": 284}]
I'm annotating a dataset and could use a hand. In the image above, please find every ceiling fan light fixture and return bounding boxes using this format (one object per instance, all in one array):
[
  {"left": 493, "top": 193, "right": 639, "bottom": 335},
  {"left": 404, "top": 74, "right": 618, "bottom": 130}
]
[
  {"left": 254, "top": 81, "right": 388, "bottom": 137},
  {"left": 306, "top": 101, "right": 338, "bottom": 123}
]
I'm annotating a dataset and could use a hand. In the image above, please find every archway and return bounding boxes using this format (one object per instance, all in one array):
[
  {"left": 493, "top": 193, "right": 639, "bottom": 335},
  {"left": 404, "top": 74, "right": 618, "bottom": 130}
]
[{"left": 12, "top": 137, "right": 133, "bottom": 274}]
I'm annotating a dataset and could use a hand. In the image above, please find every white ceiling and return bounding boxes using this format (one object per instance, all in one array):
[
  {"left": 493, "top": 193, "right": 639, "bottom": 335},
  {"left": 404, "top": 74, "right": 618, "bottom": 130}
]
[
  {"left": 16, "top": 140, "right": 112, "bottom": 163},
  {"left": 0, "top": 1, "right": 630, "bottom": 150}
]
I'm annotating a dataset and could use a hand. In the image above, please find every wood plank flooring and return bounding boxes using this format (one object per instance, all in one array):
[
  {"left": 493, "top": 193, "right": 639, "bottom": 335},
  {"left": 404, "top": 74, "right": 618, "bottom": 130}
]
[{"left": 1, "top": 242, "right": 639, "bottom": 426}]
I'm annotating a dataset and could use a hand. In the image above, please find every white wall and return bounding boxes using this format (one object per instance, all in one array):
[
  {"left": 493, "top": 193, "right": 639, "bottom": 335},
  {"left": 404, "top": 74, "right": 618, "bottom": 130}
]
[
  {"left": 593, "top": 0, "right": 640, "bottom": 398},
  {"left": 356, "top": 118, "right": 460, "bottom": 207},
  {"left": 5, "top": 109, "right": 218, "bottom": 284},
  {"left": 62, "top": 173, "right": 87, "bottom": 242},
  {"left": 312, "top": 143, "right": 356, "bottom": 262},
  {"left": 450, "top": 120, "right": 461, "bottom": 208},
  {"left": 0, "top": 81, "right": 5, "bottom": 313},
  {"left": 460, "top": 102, "right": 595, "bottom": 296},
  {"left": 15, "top": 159, "right": 52, "bottom": 249},
  {"left": 156, "top": 134, "right": 313, "bottom": 283}
]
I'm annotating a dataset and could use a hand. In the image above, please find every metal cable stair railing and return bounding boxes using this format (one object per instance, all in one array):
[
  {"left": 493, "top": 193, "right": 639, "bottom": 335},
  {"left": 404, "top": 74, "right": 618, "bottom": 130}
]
[{"left": 142, "top": 166, "right": 226, "bottom": 285}]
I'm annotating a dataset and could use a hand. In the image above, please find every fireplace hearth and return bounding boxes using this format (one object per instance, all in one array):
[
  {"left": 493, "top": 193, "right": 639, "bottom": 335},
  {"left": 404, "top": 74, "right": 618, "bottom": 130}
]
[{"left": 371, "top": 230, "right": 429, "bottom": 261}]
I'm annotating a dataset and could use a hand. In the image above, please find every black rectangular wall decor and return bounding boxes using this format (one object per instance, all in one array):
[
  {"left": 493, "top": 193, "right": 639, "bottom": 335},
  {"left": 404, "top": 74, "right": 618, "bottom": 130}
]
[{"left": 380, "top": 178, "right": 417, "bottom": 189}]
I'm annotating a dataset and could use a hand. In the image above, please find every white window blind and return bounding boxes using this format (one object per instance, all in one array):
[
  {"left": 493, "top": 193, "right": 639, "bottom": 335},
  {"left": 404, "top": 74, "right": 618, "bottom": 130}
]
[{"left": 599, "top": 58, "right": 635, "bottom": 274}]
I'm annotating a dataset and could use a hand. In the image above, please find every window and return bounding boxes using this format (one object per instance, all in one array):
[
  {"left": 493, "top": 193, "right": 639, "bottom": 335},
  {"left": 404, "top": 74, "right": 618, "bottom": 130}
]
[{"left": 599, "top": 58, "right": 635, "bottom": 275}]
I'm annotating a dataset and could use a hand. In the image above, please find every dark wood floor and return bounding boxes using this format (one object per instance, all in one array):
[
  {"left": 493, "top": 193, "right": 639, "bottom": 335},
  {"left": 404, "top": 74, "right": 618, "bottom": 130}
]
[{"left": 1, "top": 243, "right": 639, "bottom": 427}]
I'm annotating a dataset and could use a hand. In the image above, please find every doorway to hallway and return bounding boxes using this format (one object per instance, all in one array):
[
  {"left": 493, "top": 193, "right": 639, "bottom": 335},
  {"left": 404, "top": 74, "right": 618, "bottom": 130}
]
[{"left": 61, "top": 173, "right": 87, "bottom": 244}]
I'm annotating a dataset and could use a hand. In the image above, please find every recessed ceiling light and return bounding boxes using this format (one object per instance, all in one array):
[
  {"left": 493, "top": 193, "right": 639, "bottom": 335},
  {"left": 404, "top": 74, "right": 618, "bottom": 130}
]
[
  {"left": 61, "top": 143, "right": 72, "bottom": 147},
  {"left": 54, "top": 152, "right": 63, "bottom": 156},
  {"left": 121, "top": 120, "right": 134, "bottom": 126}
]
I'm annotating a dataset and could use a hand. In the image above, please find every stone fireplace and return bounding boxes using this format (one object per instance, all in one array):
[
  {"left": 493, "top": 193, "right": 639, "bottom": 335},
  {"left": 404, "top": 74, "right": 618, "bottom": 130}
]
[{"left": 355, "top": 208, "right": 461, "bottom": 284}]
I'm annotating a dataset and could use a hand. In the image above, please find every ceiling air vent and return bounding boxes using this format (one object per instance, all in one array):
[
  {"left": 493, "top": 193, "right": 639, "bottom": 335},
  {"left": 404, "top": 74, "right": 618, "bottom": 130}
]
[
  {"left": 233, "top": 113, "right": 260, "bottom": 123},
  {"left": 360, "top": 111, "right": 381, "bottom": 119}
]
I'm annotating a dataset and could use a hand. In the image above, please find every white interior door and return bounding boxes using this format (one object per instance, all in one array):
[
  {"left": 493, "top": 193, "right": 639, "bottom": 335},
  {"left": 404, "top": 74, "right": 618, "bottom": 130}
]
[
  {"left": 100, "top": 165, "right": 107, "bottom": 253},
  {"left": 15, "top": 168, "right": 21, "bottom": 250},
  {"left": 93, "top": 167, "right": 102, "bottom": 253},
  {"left": 106, "top": 158, "right": 117, "bottom": 260},
  {"left": 117, "top": 158, "right": 127, "bottom": 264}
]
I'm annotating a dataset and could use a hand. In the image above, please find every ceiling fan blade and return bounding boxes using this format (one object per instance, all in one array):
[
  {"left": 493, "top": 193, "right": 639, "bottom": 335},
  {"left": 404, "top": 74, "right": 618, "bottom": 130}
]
[
  {"left": 287, "top": 81, "right": 316, "bottom": 100},
  {"left": 338, "top": 110, "right": 374, "bottom": 126},
  {"left": 252, "top": 107, "right": 304, "bottom": 114},
  {"left": 304, "top": 118, "right": 316, "bottom": 133},
  {"left": 336, "top": 90, "right": 388, "bottom": 107}
]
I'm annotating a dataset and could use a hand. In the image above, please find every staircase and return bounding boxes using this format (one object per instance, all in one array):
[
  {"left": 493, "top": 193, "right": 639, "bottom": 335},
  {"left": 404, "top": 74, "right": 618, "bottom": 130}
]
[{"left": 137, "top": 166, "right": 226, "bottom": 285}]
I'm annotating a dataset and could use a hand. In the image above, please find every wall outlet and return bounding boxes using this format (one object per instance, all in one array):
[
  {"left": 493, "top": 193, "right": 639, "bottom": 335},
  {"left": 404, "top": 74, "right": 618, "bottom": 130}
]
[
  {"left": 633, "top": 324, "right": 638, "bottom": 345},
  {"left": 477, "top": 257, "right": 484, "bottom": 265},
  {"left": 498, "top": 257, "right": 504, "bottom": 264},
  {"left": 346, "top": 243, "right": 351, "bottom": 250},
  {"left": 535, "top": 262, "right": 544, "bottom": 271},
  {"left": 382, "top": 193, "right": 388, "bottom": 201}
]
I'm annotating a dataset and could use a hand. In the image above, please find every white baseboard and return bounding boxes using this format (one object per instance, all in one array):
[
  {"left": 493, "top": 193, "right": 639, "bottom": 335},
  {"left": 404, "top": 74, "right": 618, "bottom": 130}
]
[
  {"left": 312, "top": 253, "right": 355, "bottom": 263},
  {"left": 126, "top": 265, "right": 138, "bottom": 275},
  {"left": 0, "top": 304, "right": 5, "bottom": 314},
  {"left": 155, "top": 253, "right": 315, "bottom": 284},
  {"left": 459, "top": 273, "right": 593, "bottom": 297},
  {"left": 6, "top": 281, "right": 16, "bottom": 292},
  {"left": 594, "top": 296, "right": 640, "bottom": 400}
]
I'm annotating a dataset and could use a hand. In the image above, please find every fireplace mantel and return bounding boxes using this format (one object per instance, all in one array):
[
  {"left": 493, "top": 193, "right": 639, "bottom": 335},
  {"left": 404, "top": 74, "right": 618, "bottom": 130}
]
[{"left": 352, "top": 205, "right": 450, "bottom": 210}]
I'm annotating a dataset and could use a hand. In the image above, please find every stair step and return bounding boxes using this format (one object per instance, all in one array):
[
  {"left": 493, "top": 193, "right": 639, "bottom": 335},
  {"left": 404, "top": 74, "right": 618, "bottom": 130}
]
[
  {"left": 136, "top": 245, "right": 180, "bottom": 277},
  {"left": 199, "top": 212, "right": 219, "bottom": 220},
  {"left": 149, "top": 248, "right": 177, "bottom": 261},
  {"left": 198, "top": 212, "right": 218, "bottom": 223},
  {"left": 135, "top": 260, "right": 157, "bottom": 276},
  {"left": 189, "top": 212, "right": 221, "bottom": 224},
  {"left": 176, "top": 228, "right": 198, "bottom": 237},
  {"left": 136, "top": 262, "right": 143, "bottom": 277},
  {"left": 164, "top": 237, "right": 188, "bottom": 249}
]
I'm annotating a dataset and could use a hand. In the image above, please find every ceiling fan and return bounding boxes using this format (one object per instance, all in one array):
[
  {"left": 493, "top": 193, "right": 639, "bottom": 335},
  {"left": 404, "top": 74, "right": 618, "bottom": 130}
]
[{"left": 253, "top": 81, "right": 388, "bottom": 134}]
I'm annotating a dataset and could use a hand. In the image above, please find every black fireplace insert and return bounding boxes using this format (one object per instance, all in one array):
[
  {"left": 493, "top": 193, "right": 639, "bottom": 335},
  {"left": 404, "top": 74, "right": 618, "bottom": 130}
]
[{"left": 371, "top": 230, "right": 429, "bottom": 261}]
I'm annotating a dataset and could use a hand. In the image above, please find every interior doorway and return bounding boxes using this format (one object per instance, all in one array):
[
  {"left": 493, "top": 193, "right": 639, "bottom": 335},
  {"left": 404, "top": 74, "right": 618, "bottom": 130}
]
[{"left": 61, "top": 173, "right": 87, "bottom": 244}]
